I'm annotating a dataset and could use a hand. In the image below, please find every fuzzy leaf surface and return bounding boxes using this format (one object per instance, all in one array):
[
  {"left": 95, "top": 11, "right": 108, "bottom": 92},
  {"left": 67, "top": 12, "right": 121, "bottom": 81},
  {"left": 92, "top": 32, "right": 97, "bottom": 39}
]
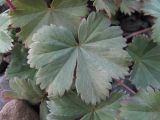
[
  {"left": 10, "top": 0, "right": 88, "bottom": 46},
  {"left": 128, "top": 36, "right": 160, "bottom": 88},
  {"left": 47, "top": 92, "right": 124, "bottom": 120},
  {"left": 121, "top": 88, "right": 160, "bottom": 120},
  {"left": 28, "top": 12, "right": 129, "bottom": 104}
]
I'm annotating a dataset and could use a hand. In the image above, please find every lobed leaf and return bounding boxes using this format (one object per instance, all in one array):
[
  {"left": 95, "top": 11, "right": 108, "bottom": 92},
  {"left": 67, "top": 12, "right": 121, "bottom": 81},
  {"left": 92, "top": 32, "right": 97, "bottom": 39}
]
[
  {"left": 10, "top": 0, "right": 88, "bottom": 46},
  {"left": 0, "top": 12, "right": 13, "bottom": 53},
  {"left": 128, "top": 36, "right": 160, "bottom": 88},
  {"left": 28, "top": 12, "right": 129, "bottom": 104},
  {"left": 121, "top": 88, "right": 160, "bottom": 120},
  {"left": 6, "top": 44, "right": 37, "bottom": 80},
  {"left": 47, "top": 92, "right": 124, "bottom": 120}
]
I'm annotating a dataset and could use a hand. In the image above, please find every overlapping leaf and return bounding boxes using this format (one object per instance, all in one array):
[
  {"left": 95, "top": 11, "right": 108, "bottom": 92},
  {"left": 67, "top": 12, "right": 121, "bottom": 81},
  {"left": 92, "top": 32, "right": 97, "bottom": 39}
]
[
  {"left": 128, "top": 36, "right": 160, "bottom": 88},
  {"left": 47, "top": 92, "right": 124, "bottom": 120},
  {"left": 93, "top": 0, "right": 141, "bottom": 18},
  {"left": 6, "top": 44, "right": 37, "bottom": 80},
  {"left": 28, "top": 12, "right": 129, "bottom": 104},
  {"left": 8, "top": 78, "right": 44, "bottom": 104},
  {"left": 121, "top": 88, "right": 160, "bottom": 120},
  {"left": 143, "top": 0, "right": 160, "bottom": 43},
  {"left": 0, "top": 12, "right": 13, "bottom": 53},
  {"left": 10, "top": 0, "right": 88, "bottom": 46}
]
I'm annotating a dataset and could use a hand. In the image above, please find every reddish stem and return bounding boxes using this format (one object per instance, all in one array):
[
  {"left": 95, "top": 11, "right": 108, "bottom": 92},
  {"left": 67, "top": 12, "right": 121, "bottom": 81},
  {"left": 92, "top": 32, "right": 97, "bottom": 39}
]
[
  {"left": 115, "top": 80, "right": 136, "bottom": 95},
  {"left": 125, "top": 27, "right": 152, "bottom": 39},
  {"left": 5, "top": 0, "right": 16, "bottom": 10}
]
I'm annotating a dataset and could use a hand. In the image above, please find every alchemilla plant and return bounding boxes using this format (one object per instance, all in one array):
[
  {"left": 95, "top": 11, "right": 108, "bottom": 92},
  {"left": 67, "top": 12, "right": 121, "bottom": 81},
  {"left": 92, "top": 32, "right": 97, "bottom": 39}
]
[{"left": 1, "top": 0, "right": 160, "bottom": 120}]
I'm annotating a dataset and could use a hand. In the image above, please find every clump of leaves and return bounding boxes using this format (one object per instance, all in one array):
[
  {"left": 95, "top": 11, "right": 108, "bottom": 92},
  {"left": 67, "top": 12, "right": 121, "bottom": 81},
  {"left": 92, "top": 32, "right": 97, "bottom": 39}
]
[{"left": 0, "top": 0, "right": 160, "bottom": 120}]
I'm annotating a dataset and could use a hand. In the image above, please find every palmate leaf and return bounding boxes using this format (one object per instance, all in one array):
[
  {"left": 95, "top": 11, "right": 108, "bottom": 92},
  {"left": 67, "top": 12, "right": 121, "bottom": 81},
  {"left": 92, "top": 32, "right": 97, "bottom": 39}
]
[
  {"left": 93, "top": 0, "right": 141, "bottom": 18},
  {"left": 0, "top": 12, "right": 13, "bottom": 53},
  {"left": 6, "top": 44, "right": 37, "bottom": 80},
  {"left": 47, "top": 92, "right": 124, "bottom": 120},
  {"left": 28, "top": 12, "right": 129, "bottom": 104},
  {"left": 10, "top": 0, "right": 88, "bottom": 46},
  {"left": 121, "top": 88, "right": 160, "bottom": 120},
  {"left": 143, "top": 0, "right": 160, "bottom": 43},
  {"left": 128, "top": 36, "right": 160, "bottom": 88}
]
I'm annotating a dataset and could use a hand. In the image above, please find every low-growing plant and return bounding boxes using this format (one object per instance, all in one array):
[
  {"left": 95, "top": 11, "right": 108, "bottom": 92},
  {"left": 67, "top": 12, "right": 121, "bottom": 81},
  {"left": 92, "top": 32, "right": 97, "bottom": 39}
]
[{"left": 1, "top": 0, "right": 160, "bottom": 120}]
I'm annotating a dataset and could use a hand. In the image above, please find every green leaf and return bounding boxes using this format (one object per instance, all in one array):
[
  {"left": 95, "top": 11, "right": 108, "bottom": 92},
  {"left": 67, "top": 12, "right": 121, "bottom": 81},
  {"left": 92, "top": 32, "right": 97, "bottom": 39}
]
[
  {"left": 28, "top": 12, "right": 129, "bottom": 104},
  {"left": 120, "top": 0, "right": 141, "bottom": 15},
  {"left": 40, "top": 101, "right": 49, "bottom": 120},
  {"left": 0, "top": 12, "right": 13, "bottom": 53},
  {"left": 128, "top": 36, "right": 160, "bottom": 88},
  {"left": 93, "top": 0, "right": 141, "bottom": 18},
  {"left": 10, "top": 0, "right": 88, "bottom": 46},
  {"left": 143, "top": 0, "right": 160, "bottom": 43},
  {"left": 93, "top": 0, "right": 117, "bottom": 18},
  {"left": 121, "top": 88, "right": 160, "bottom": 120},
  {"left": 9, "top": 78, "right": 44, "bottom": 104},
  {"left": 47, "top": 92, "right": 124, "bottom": 120},
  {"left": 6, "top": 44, "right": 37, "bottom": 80}
]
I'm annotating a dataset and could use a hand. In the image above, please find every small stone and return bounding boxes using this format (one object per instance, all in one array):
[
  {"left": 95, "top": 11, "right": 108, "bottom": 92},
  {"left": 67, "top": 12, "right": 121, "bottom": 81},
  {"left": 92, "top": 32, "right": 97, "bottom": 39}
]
[{"left": 0, "top": 99, "right": 39, "bottom": 120}]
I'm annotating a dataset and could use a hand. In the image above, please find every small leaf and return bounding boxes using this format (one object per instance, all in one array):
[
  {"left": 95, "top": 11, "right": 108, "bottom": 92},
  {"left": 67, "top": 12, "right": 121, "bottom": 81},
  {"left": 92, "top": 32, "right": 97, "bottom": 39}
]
[
  {"left": 6, "top": 44, "right": 37, "bottom": 80},
  {"left": 128, "top": 36, "right": 160, "bottom": 88},
  {"left": 28, "top": 12, "right": 129, "bottom": 104},
  {"left": 121, "top": 88, "right": 160, "bottom": 120},
  {"left": 9, "top": 78, "right": 44, "bottom": 104},
  {"left": 10, "top": 0, "right": 88, "bottom": 46},
  {"left": 0, "top": 12, "right": 13, "bottom": 53},
  {"left": 47, "top": 92, "right": 124, "bottom": 120}
]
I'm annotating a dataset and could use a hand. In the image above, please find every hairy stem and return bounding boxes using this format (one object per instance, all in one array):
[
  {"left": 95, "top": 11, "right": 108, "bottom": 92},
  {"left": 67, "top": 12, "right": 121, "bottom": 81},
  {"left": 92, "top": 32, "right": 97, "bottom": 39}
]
[
  {"left": 115, "top": 80, "right": 136, "bottom": 95},
  {"left": 125, "top": 27, "right": 152, "bottom": 39},
  {"left": 5, "top": 0, "right": 16, "bottom": 10}
]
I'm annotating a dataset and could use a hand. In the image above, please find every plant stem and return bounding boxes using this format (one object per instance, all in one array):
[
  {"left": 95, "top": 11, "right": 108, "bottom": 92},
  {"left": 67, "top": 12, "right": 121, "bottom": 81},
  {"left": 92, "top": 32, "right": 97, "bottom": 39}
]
[
  {"left": 115, "top": 80, "right": 136, "bottom": 95},
  {"left": 5, "top": 0, "right": 16, "bottom": 10},
  {"left": 125, "top": 27, "right": 152, "bottom": 39}
]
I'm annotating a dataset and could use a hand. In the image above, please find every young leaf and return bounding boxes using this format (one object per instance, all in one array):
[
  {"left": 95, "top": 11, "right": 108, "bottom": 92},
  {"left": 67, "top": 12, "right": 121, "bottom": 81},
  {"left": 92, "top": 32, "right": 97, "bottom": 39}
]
[
  {"left": 47, "top": 92, "right": 124, "bottom": 120},
  {"left": 143, "top": 0, "right": 160, "bottom": 43},
  {"left": 6, "top": 44, "right": 37, "bottom": 80},
  {"left": 9, "top": 78, "right": 44, "bottom": 104},
  {"left": 10, "top": 0, "right": 88, "bottom": 46},
  {"left": 121, "top": 88, "right": 160, "bottom": 120},
  {"left": 128, "top": 36, "right": 160, "bottom": 88},
  {"left": 0, "top": 12, "right": 13, "bottom": 53},
  {"left": 28, "top": 12, "right": 129, "bottom": 105}
]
